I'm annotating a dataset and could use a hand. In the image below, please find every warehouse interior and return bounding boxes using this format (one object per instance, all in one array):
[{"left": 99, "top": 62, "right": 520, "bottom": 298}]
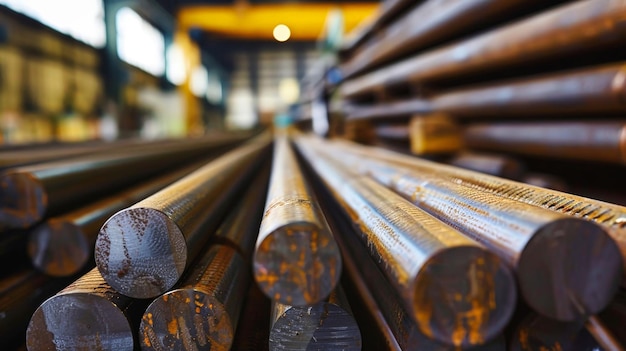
[{"left": 2, "top": 0, "right": 626, "bottom": 350}]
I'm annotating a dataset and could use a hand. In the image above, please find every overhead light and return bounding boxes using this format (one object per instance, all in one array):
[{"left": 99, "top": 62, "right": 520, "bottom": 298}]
[
  {"left": 273, "top": 24, "right": 291, "bottom": 42},
  {"left": 190, "top": 66, "right": 208, "bottom": 97}
]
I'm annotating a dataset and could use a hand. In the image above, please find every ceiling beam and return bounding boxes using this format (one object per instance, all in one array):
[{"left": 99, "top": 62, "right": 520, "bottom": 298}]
[{"left": 177, "top": 3, "right": 378, "bottom": 41}]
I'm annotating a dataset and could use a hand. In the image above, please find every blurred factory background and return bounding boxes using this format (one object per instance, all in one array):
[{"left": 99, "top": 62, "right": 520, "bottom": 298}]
[{"left": 0, "top": 0, "right": 375, "bottom": 142}]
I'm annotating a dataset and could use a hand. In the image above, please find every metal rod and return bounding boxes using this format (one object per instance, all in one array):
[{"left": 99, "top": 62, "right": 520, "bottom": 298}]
[
  {"left": 27, "top": 162, "right": 205, "bottom": 277},
  {"left": 345, "top": 100, "right": 432, "bottom": 121},
  {"left": 0, "top": 268, "right": 76, "bottom": 348},
  {"left": 586, "top": 315, "right": 625, "bottom": 351},
  {"left": 295, "top": 136, "right": 516, "bottom": 347},
  {"left": 432, "top": 63, "right": 626, "bottom": 117},
  {"left": 269, "top": 287, "right": 362, "bottom": 351},
  {"left": 510, "top": 313, "right": 600, "bottom": 351},
  {"left": 0, "top": 134, "right": 248, "bottom": 231},
  {"left": 464, "top": 121, "right": 626, "bottom": 164},
  {"left": 26, "top": 268, "right": 144, "bottom": 351},
  {"left": 230, "top": 283, "right": 271, "bottom": 351},
  {"left": 341, "top": 0, "right": 626, "bottom": 97},
  {"left": 342, "top": 0, "right": 540, "bottom": 79},
  {"left": 312, "top": 171, "right": 506, "bottom": 350},
  {"left": 598, "top": 290, "right": 626, "bottom": 348},
  {"left": 95, "top": 133, "right": 271, "bottom": 299},
  {"left": 210, "top": 162, "right": 270, "bottom": 262},
  {"left": 140, "top": 244, "right": 248, "bottom": 351},
  {"left": 302, "top": 136, "right": 622, "bottom": 323},
  {"left": 253, "top": 133, "right": 341, "bottom": 306},
  {"left": 331, "top": 138, "right": 626, "bottom": 283}
]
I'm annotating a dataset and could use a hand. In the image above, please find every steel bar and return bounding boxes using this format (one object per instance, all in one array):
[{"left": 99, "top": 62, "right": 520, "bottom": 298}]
[
  {"left": 95, "top": 133, "right": 271, "bottom": 299},
  {"left": 330, "top": 138, "right": 626, "bottom": 282},
  {"left": 345, "top": 100, "right": 432, "bottom": 121},
  {"left": 27, "top": 162, "right": 205, "bottom": 277},
  {"left": 312, "top": 170, "right": 506, "bottom": 350},
  {"left": 510, "top": 313, "right": 601, "bottom": 351},
  {"left": 209, "top": 163, "right": 270, "bottom": 262},
  {"left": 301, "top": 136, "right": 622, "bottom": 322},
  {"left": 585, "top": 315, "right": 625, "bottom": 351},
  {"left": 448, "top": 152, "right": 525, "bottom": 180},
  {"left": 464, "top": 121, "right": 626, "bottom": 165},
  {"left": 341, "top": 0, "right": 543, "bottom": 79},
  {"left": 26, "top": 268, "right": 145, "bottom": 351},
  {"left": 598, "top": 290, "right": 626, "bottom": 347},
  {"left": 0, "top": 134, "right": 247, "bottom": 231},
  {"left": 140, "top": 244, "right": 248, "bottom": 351},
  {"left": 295, "top": 136, "right": 516, "bottom": 347},
  {"left": 341, "top": 0, "right": 626, "bottom": 98},
  {"left": 373, "top": 124, "right": 410, "bottom": 141},
  {"left": 269, "top": 287, "right": 361, "bottom": 351},
  {"left": 230, "top": 283, "right": 271, "bottom": 351},
  {"left": 432, "top": 63, "right": 626, "bottom": 117},
  {"left": 0, "top": 268, "right": 76, "bottom": 348},
  {"left": 253, "top": 133, "right": 341, "bottom": 306}
]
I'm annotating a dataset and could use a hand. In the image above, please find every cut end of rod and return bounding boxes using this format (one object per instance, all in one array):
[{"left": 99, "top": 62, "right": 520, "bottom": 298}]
[
  {"left": 254, "top": 223, "right": 342, "bottom": 306},
  {"left": 28, "top": 219, "right": 89, "bottom": 277},
  {"left": 269, "top": 302, "right": 362, "bottom": 350},
  {"left": 414, "top": 246, "right": 517, "bottom": 347},
  {"left": 26, "top": 293, "right": 134, "bottom": 351},
  {"left": 140, "top": 288, "right": 234, "bottom": 351},
  {"left": 95, "top": 207, "right": 187, "bottom": 299},
  {"left": 0, "top": 172, "right": 46, "bottom": 231},
  {"left": 519, "top": 218, "right": 623, "bottom": 321}
]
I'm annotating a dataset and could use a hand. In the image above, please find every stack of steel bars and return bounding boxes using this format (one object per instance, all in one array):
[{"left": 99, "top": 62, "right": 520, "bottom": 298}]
[{"left": 323, "top": 0, "right": 626, "bottom": 204}]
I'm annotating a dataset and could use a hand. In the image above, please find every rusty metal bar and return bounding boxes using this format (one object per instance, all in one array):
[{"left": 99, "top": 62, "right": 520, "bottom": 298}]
[
  {"left": 432, "top": 63, "right": 626, "bottom": 117},
  {"left": 312, "top": 170, "right": 506, "bottom": 350},
  {"left": 302, "top": 136, "right": 622, "bottom": 323},
  {"left": 345, "top": 100, "right": 432, "bottom": 121},
  {"left": 330, "top": 138, "right": 626, "bottom": 283},
  {"left": 295, "top": 136, "right": 516, "bottom": 347},
  {"left": 27, "top": 162, "right": 205, "bottom": 277},
  {"left": 0, "top": 268, "right": 76, "bottom": 348},
  {"left": 598, "top": 290, "right": 626, "bottom": 348},
  {"left": 0, "top": 134, "right": 247, "bottom": 232},
  {"left": 140, "top": 244, "right": 248, "bottom": 351},
  {"left": 464, "top": 121, "right": 626, "bottom": 164},
  {"left": 254, "top": 133, "right": 341, "bottom": 306},
  {"left": 342, "top": 0, "right": 545, "bottom": 79},
  {"left": 230, "top": 283, "right": 271, "bottom": 351},
  {"left": 210, "top": 163, "right": 270, "bottom": 262},
  {"left": 510, "top": 313, "right": 601, "bottom": 351},
  {"left": 448, "top": 152, "right": 525, "bottom": 180},
  {"left": 26, "top": 268, "right": 144, "bottom": 351},
  {"left": 341, "top": 0, "right": 626, "bottom": 98},
  {"left": 95, "top": 133, "right": 271, "bottom": 299},
  {"left": 269, "top": 287, "right": 362, "bottom": 350}
]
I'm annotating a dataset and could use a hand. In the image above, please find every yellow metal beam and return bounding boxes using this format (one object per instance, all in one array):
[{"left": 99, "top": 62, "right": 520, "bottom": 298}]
[{"left": 177, "top": 3, "right": 378, "bottom": 41}]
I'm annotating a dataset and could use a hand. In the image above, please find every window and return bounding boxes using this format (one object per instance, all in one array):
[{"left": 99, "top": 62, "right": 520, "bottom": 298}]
[{"left": 116, "top": 7, "right": 165, "bottom": 76}]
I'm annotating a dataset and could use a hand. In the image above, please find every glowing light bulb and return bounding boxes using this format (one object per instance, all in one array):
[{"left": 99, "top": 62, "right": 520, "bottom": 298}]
[{"left": 273, "top": 24, "right": 291, "bottom": 42}]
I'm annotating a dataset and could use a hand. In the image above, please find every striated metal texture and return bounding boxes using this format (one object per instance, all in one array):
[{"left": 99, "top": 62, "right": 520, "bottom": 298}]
[
  {"left": 432, "top": 63, "right": 626, "bottom": 117},
  {"left": 96, "top": 133, "right": 271, "bottom": 299},
  {"left": 0, "top": 269, "right": 76, "bottom": 348},
  {"left": 342, "top": 0, "right": 544, "bottom": 79},
  {"left": 331, "top": 138, "right": 626, "bottom": 282},
  {"left": 295, "top": 136, "right": 516, "bottom": 347},
  {"left": 0, "top": 134, "right": 247, "bottom": 231},
  {"left": 303, "top": 136, "right": 622, "bottom": 323},
  {"left": 269, "top": 287, "right": 362, "bottom": 351},
  {"left": 140, "top": 245, "right": 248, "bottom": 351},
  {"left": 210, "top": 163, "right": 270, "bottom": 262},
  {"left": 26, "top": 268, "right": 145, "bottom": 351},
  {"left": 313, "top": 172, "right": 506, "bottom": 350},
  {"left": 341, "top": 0, "right": 626, "bottom": 98},
  {"left": 464, "top": 121, "right": 626, "bottom": 164},
  {"left": 27, "top": 163, "right": 203, "bottom": 277},
  {"left": 254, "top": 133, "right": 341, "bottom": 306},
  {"left": 510, "top": 313, "right": 601, "bottom": 351},
  {"left": 448, "top": 152, "right": 525, "bottom": 180},
  {"left": 230, "top": 283, "right": 271, "bottom": 351}
]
